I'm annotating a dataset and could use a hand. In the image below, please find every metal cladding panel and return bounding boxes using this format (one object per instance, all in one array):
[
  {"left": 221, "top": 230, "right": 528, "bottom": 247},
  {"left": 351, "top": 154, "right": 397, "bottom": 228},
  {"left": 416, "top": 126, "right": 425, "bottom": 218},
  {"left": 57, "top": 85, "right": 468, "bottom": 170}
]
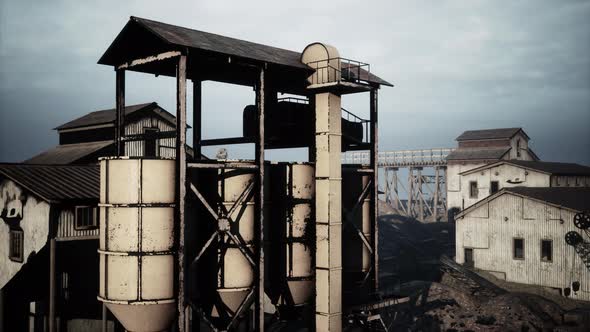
[
  {"left": 290, "top": 243, "right": 313, "bottom": 277},
  {"left": 106, "top": 255, "right": 139, "bottom": 301},
  {"left": 292, "top": 164, "right": 314, "bottom": 199},
  {"left": 106, "top": 159, "right": 141, "bottom": 204},
  {"left": 291, "top": 204, "right": 312, "bottom": 238},
  {"left": 222, "top": 248, "right": 254, "bottom": 288},
  {"left": 141, "top": 255, "right": 174, "bottom": 300},
  {"left": 105, "top": 207, "right": 140, "bottom": 252},
  {"left": 141, "top": 208, "right": 174, "bottom": 251},
  {"left": 141, "top": 159, "right": 175, "bottom": 203}
]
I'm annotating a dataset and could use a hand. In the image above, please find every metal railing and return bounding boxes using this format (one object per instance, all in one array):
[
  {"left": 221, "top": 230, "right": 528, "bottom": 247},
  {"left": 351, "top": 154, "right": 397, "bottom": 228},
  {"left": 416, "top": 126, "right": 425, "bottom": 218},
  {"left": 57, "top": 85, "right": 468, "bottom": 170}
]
[
  {"left": 305, "top": 57, "right": 371, "bottom": 86},
  {"left": 342, "top": 148, "right": 455, "bottom": 166},
  {"left": 342, "top": 107, "right": 370, "bottom": 144}
]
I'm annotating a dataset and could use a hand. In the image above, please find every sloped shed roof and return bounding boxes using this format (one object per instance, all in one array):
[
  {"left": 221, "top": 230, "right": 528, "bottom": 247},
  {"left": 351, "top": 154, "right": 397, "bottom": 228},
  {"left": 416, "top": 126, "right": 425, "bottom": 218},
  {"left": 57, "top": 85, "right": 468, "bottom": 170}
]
[
  {"left": 0, "top": 164, "right": 99, "bottom": 203},
  {"left": 24, "top": 141, "right": 114, "bottom": 165}
]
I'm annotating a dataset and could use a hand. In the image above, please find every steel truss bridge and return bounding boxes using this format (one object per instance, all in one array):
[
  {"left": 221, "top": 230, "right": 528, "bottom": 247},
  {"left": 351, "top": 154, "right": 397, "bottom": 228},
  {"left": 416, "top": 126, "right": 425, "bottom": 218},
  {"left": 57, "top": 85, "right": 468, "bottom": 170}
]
[{"left": 343, "top": 148, "right": 454, "bottom": 222}]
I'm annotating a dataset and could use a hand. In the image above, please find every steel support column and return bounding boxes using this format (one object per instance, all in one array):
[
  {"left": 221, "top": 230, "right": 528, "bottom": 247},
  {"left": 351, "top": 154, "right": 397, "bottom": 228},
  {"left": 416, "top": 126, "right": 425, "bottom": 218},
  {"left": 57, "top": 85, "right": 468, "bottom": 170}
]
[
  {"left": 314, "top": 92, "right": 342, "bottom": 332},
  {"left": 176, "top": 54, "right": 188, "bottom": 332},
  {"left": 193, "top": 80, "right": 202, "bottom": 161},
  {"left": 369, "top": 88, "right": 379, "bottom": 291},
  {"left": 48, "top": 238, "right": 56, "bottom": 332},
  {"left": 115, "top": 69, "right": 125, "bottom": 156},
  {"left": 254, "top": 67, "right": 266, "bottom": 332}
]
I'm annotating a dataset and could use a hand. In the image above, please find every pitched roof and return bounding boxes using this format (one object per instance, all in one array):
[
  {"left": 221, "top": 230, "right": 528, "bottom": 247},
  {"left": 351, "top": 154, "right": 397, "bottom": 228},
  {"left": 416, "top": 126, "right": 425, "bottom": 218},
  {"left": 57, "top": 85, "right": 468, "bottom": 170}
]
[
  {"left": 505, "top": 187, "right": 590, "bottom": 212},
  {"left": 446, "top": 147, "right": 511, "bottom": 161},
  {"left": 0, "top": 164, "right": 99, "bottom": 203},
  {"left": 99, "top": 16, "right": 393, "bottom": 87},
  {"left": 458, "top": 187, "right": 590, "bottom": 217},
  {"left": 55, "top": 102, "right": 182, "bottom": 130},
  {"left": 24, "top": 141, "right": 114, "bottom": 165},
  {"left": 456, "top": 128, "right": 526, "bottom": 141},
  {"left": 460, "top": 160, "right": 590, "bottom": 176}
]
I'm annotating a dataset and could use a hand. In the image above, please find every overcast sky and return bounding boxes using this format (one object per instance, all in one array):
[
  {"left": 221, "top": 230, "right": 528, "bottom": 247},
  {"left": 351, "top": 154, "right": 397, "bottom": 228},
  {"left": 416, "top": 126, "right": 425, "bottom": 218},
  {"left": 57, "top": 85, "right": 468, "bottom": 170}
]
[{"left": 0, "top": 0, "right": 589, "bottom": 164}]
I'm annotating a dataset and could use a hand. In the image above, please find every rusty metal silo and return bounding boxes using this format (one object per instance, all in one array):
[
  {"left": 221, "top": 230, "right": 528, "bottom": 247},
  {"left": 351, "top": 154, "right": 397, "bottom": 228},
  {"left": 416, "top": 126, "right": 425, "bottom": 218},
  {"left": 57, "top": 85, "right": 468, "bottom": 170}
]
[
  {"left": 267, "top": 162, "right": 315, "bottom": 318},
  {"left": 98, "top": 157, "right": 176, "bottom": 332}
]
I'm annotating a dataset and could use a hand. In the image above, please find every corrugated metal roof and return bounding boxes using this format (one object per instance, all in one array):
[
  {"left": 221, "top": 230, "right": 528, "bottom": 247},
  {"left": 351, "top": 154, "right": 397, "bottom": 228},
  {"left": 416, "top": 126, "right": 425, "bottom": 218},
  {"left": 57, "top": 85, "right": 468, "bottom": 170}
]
[
  {"left": 0, "top": 164, "right": 99, "bottom": 203},
  {"left": 24, "top": 141, "right": 114, "bottom": 165},
  {"left": 456, "top": 128, "right": 524, "bottom": 141},
  {"left": 99, "top": 16, "right": 393, "bottom": 87},
  {"left": 446, "top": 147, "right": 511, "bottom": 161},
  {"left": 505, "top": 187, "right": 590, "bottom": 212},
  {"left": 55, "top": 102, "right": 179, "bottom": 130},
  {"left": 461, "top": 160, "right": 590, "bottom": 176}
]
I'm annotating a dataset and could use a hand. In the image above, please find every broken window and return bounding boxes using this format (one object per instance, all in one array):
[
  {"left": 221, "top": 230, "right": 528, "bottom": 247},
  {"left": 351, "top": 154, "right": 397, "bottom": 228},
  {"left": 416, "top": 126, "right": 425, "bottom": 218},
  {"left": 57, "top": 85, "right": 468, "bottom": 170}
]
[
  {"left": 469, "top": 181, "right": 478, "bottom": 198},
  {"left": 513, "top": 238, "right": 524, "bottom": 260},
  {"left": 490, "top": 181, "right": 499, "bottom": 194},
  {"left": 75, "top": 206, "right": 98, "bottom": 230},
  {"left": 9, "top": 228, "right": 24, "bottom": 262},
  {"left": 541, "top": 240, "right": 552, "bottom": 262}
]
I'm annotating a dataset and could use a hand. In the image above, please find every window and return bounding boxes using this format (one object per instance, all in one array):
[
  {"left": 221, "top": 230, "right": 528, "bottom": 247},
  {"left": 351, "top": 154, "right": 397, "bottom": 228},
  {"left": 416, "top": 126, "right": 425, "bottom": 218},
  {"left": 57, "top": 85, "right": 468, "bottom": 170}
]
[
  {"left": 144, "top": 128, "right": 159, "bottom": 157},
  {"left": 490, "top": 181, "right": 499, "bottom": 194},
  {"left": 541, "top": 240, "right": 552, "bottom": 262},
  {"left": 75, "top": 206, "right": 98, "bottom": 230},
  {"left": 516, "top": 139, "right": 521, "bottom": 158},
  {"left": 9, "top": 229, "right": 24, "bottom": 262},
  {"left": 469, "top": 181, "right": 478, "bottom": 198},
  {"left": 513, "top": 238, "right": 524, "bottom": 260}
]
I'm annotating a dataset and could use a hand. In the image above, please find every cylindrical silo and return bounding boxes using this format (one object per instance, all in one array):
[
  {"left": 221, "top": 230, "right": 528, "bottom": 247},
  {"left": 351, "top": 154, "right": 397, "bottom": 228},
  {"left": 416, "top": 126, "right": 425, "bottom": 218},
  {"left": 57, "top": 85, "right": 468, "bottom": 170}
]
[
  {"left": 267, "top": 162, "right": 314, "bottom": 318},
  {"left": 98, "top": 157, "right": 176, "bottom": 332},
  {"left": 192, "top": 164, "right": 268, "bottom": 323},
  {"left": 342, "top": 165, "right": 373, "bottom": 306}
]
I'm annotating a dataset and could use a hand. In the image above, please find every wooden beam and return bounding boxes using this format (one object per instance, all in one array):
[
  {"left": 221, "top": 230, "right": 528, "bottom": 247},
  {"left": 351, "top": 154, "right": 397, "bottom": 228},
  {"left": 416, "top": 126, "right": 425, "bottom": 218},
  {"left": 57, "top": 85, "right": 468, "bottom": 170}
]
[
  {"left": 175, "top": 54, "right": 188, "bottom": 332},
  {"left": 115, "top": 70, "right": 125, "bottom": 156},
  {"left": 117, "top": 51, "right": 181, "bottom": 70},
  {"left": 254, "top": 66, "right": 266, "bottom": 332}
]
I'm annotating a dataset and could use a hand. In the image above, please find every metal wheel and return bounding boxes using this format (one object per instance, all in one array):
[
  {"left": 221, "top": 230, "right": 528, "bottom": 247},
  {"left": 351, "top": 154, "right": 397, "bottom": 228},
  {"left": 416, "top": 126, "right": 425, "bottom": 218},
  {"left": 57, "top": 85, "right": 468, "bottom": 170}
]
[
  {"left": 565, "top": 231, "right": 583, "bottom": 246},
  {"left": 574, "top": 212, "right": 590, "bottom": 230}
]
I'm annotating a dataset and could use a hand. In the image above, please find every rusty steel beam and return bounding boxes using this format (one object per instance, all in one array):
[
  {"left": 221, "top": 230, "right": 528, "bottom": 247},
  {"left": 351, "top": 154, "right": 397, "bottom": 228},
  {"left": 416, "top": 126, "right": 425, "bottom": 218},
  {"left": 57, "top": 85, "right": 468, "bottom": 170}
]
[
  {"left": 115, "top": 69, "right": 125, "bottom": 156},
  {"left": 255, "top": 66, "right": 266, "bottom": 332},
  {"left": 116, "top": 51, "right": 182, "bottom": 70},
  {"left": 175, "top": 54, "right": 188, "bottom": 332}
]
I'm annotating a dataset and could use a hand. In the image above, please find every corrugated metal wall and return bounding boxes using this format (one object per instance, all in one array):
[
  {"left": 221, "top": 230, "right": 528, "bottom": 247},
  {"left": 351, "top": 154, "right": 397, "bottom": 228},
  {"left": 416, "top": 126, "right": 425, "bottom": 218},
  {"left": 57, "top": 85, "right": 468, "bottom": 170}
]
[
  {"left": 56, "top": 209, "right": 99, "bottom": 240},
  {"left": 456, "top": 193, "right": 590, "bottom": 301},
  {"left": 124, "top": 117, "right": 176, "bottom": 158}
]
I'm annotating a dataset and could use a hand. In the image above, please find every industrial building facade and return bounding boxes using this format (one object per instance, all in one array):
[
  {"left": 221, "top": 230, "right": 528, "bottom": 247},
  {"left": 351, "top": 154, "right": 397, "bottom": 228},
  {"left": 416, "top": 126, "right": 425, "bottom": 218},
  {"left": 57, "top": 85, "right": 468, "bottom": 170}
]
[
  {"left": 455, "top": 187, "right": 590, "bottom": 301},
  {"left": 446, "top": 128, "right": 538, "bottom": 217}
]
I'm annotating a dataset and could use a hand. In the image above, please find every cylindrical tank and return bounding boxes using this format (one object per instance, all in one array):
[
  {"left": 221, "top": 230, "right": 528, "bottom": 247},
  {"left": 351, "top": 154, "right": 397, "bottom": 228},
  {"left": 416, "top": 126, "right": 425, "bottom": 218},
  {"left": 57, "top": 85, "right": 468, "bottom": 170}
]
[
  {"left": 98, "top": 157, "right": 176, "bottom": 332},
  {"left": 267, "top": 163, "right": 314, "bottom": 317},
  {"left": 342, "top": 165, "right": 373, "bottom": 305},
  {"left": 192, "top": 164, "right": 267, "bottom": 321}
]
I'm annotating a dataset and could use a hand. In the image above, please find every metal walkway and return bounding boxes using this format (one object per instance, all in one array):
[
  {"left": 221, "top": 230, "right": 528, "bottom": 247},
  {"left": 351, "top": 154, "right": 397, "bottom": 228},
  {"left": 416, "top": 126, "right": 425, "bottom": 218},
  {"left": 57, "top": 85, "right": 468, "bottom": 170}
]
[{"left": 342, "top": 148, "right": 453, "bottom": 167}]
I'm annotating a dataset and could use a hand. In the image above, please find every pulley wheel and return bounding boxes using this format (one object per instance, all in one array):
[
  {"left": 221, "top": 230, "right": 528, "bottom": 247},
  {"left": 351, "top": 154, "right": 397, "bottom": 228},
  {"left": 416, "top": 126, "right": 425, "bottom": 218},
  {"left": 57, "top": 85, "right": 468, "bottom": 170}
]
[{"left": 565, "top": 231, "right": 583, "bottom": 246}]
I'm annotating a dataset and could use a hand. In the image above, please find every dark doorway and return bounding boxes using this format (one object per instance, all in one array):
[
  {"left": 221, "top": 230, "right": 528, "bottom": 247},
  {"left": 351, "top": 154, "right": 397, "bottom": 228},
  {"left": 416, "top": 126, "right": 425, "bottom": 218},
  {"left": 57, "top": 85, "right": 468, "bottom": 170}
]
[
  {"left": 144, "top": 128, "right": 158, "bottom": 157},
  {"left": 464, "top": 248, "right": 474, "bottom": 268}
]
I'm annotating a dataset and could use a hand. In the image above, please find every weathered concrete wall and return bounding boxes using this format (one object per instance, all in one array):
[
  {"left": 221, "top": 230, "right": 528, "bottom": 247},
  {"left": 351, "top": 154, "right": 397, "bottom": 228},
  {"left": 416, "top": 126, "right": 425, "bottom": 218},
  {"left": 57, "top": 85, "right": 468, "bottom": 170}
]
[
  {"left": 456, "top": 193, "right": 590, "bottom": 301},
  {"left": 0, "top": 179, "right": 50, "bottom": 288}
]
